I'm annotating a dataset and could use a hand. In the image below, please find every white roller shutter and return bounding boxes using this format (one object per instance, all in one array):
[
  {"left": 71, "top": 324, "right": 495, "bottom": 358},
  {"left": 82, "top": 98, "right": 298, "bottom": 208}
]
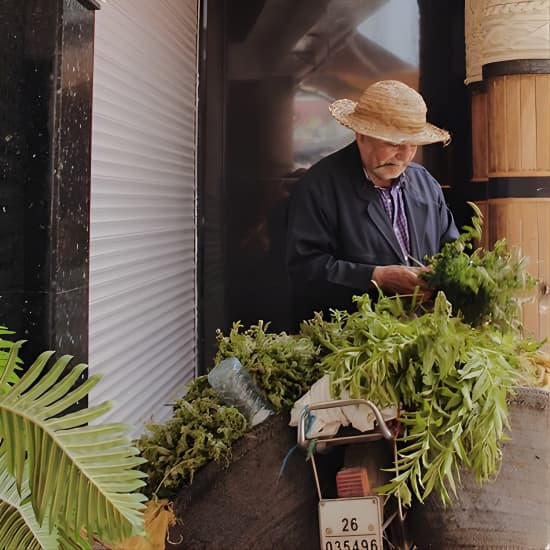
[{"left": 89, "top": 0, "right": 199, "bottom": 431}]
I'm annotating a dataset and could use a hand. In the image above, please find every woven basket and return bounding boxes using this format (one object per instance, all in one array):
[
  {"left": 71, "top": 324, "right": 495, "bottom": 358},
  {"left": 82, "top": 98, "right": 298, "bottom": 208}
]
[{"left": 408, "top": 386, "right": 550, "bottom": 549}]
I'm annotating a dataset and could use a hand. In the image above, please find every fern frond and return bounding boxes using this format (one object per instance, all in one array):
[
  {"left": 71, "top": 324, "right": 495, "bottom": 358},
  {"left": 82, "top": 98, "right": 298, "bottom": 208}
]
[
  {"left": 0, "top": 339, "right": 23, "bottom": 393},
  {"left": 0, "top": 455, "right": 58, "bottom": 550},
  {"left": 56, "top": 524, "right": 93, "bottom": 550},
  {"left": 0, "top": 346, "right": 147, "bottom": 545}
]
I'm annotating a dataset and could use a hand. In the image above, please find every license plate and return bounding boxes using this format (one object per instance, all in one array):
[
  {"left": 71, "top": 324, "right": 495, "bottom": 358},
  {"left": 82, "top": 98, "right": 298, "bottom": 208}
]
[{"left": 318, "top": 497, "right": 383, "bottom": 550}]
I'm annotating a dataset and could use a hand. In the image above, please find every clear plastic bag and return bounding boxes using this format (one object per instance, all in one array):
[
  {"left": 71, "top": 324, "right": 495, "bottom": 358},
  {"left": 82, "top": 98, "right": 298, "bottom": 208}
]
[{"left": 208, "top": 357, "right": 274, "bottom": 426}]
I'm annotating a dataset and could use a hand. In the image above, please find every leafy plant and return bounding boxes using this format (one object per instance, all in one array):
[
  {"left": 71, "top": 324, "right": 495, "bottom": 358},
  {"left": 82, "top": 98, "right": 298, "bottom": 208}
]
[
  {"left": 421, "top": 203, "right": 535, "bottom": 328},
  {"left": 0, "top": 456, "right": 60, "bottom": 550},
  {"left": 0, "top": 326, "right": 22, "bottom": 390},
  {"left": 303, "top": 291, "right": 542, "bottom": 507},
  {"left": 0, "top": 340, "right": 147, "bottom": 549},
  {"left": 215, "top": 320, "right": 326, "bottom": 410},
  {"left": 137, "top": 376, "right": 248, "bottom": 497}
]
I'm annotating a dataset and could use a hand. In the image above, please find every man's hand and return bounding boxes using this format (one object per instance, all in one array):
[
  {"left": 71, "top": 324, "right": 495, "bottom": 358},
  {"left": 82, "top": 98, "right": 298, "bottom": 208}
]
[{"left": 371, "top": 265, "right": 432, "bottom": 300}]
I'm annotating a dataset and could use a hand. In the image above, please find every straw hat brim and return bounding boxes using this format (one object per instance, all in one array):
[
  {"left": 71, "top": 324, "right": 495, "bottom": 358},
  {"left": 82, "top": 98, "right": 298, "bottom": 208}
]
[{"left": 329, "top": 99, "right": 450, "bottom": 146}]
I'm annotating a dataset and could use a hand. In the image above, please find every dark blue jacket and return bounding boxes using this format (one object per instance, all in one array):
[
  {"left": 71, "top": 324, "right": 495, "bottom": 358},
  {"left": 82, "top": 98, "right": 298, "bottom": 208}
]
[{"left": 286, "top": 141, "right": 458, "bottom": 323}]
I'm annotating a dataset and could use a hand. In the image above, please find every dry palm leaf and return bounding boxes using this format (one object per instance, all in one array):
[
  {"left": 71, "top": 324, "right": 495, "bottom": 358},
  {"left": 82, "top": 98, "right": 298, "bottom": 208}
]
[
  {"left": 520, "top": 352, "right": 550, "bottom": 391},
  {"left": 95, "top": 499, "right": 178, "bottom": 550}
]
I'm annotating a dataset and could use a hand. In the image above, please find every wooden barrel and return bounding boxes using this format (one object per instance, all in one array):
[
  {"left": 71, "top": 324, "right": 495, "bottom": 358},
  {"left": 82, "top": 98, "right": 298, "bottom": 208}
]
[
  {"left": 408, "top": 386, "right": 550, "bottom": 549},
  {"left": 464, "top": 0, "right": 550, "bottom": 343},
  {"left": 486, "top": 64, "right": 550, "bottom": 343},
  {"left": 465, "top": 63, "right": 550, "bottom": 342}
]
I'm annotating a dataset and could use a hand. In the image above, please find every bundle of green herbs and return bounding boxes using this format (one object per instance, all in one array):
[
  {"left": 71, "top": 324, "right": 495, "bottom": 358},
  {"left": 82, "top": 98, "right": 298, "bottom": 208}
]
[
  {"left": 137, "top": 376, "right": 248, "bottom": 496},
  {"left": 420, "top": 202, "right": 535, "bottom": 328},
  {"left": 214, "top": 320, "right": 326, "bottom": 411}
]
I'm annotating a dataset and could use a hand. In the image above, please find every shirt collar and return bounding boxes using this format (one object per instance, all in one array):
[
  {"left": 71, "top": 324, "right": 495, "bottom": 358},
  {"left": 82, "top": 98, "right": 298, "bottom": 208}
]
[{"left": 363, "top": 167, "right": 408, "bottom": 190}]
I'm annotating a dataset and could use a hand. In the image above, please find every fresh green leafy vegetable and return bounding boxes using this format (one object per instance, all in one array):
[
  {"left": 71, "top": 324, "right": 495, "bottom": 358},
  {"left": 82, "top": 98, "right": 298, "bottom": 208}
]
[
  {"left": 421, "top": 203, "right": 535, "bottom": 328},
  {"left": 304, "top": 291, "right": 541, "bottom": 506},
  {"left": 214, "top": 321, "right": 326, "bottom": 411}
]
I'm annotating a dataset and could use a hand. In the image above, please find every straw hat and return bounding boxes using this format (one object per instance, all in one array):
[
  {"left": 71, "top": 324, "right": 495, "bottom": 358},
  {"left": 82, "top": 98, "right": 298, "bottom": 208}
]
[{"left": 329, "top": 80, "right": 450, "bottom": 146}]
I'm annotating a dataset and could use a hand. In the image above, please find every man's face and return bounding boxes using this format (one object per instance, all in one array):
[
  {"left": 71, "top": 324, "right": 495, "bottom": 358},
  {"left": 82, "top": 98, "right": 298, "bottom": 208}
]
[{"left": 355, "top": 133, "right": 417, "bottom": 187}]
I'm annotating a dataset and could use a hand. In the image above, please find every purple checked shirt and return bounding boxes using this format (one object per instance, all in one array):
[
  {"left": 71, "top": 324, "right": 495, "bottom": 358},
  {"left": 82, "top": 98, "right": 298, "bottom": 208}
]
[{"left": 365, "top": 170, "right": 411, "bottom": 264}]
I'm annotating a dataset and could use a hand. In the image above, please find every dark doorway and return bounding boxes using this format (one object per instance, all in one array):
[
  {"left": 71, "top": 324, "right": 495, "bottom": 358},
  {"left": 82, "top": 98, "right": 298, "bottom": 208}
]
[{"left": 198, "top": 0, "right": 467, "bottom": 371}]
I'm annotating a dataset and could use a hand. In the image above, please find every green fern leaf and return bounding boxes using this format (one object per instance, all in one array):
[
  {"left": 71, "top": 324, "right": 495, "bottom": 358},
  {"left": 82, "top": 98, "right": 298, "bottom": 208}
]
[
  {"left": 0, "top": 455, "right": 59, "bottom": 550},
  {"left": 0, "top": 344, "right": 147, "bottom": 546},
  {"left": 0, "top": 338, "right": 23, "bottom": 394},
  {"left": 56, "top": 524, "right": 93, "bottom": 550}
]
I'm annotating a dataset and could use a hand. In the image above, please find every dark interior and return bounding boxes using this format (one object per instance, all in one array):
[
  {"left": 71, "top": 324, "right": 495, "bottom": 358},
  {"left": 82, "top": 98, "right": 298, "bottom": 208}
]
[{"left": 198, "top": 0, "right": 469, "bottom": 371}]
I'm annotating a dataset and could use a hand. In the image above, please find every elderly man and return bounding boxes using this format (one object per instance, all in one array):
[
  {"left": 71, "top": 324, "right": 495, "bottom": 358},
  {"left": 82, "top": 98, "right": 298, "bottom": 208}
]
[{"left": 286, "top": 80, "right": 459, "bottom": 325}]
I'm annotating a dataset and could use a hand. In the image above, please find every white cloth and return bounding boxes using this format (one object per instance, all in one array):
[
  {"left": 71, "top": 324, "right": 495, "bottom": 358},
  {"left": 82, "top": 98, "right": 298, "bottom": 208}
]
[{"left": 289, "top": 375, "right": 397, "bottom": 438}]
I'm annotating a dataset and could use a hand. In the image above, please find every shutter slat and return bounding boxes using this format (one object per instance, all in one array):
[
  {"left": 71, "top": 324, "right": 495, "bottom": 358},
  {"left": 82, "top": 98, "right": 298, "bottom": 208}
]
[{"left": 89, "top": 0, "right": 198, "bottom": 431}]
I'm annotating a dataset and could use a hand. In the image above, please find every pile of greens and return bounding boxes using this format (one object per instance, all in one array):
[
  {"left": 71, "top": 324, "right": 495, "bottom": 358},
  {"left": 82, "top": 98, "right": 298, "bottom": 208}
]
[
  {"left": 306, "top": 291, "right": 540, "bottom": 506},
  {"left": 214, "top": 320, "right": 326, "bottom": 411},
  {"left": 137, "top": 206, "right": 542, "bottom": 504},
  {"left": 137, "top": 376, "right": 248, "bottom": 496},
  {"left": 138, "top": 324, "right": 326, "bottom": 496}
]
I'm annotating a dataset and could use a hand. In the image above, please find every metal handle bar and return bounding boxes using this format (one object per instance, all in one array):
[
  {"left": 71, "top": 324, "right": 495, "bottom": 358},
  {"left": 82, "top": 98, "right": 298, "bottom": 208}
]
[{"left": 297, "top": 398, "right": 394, "bottom": 449}]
